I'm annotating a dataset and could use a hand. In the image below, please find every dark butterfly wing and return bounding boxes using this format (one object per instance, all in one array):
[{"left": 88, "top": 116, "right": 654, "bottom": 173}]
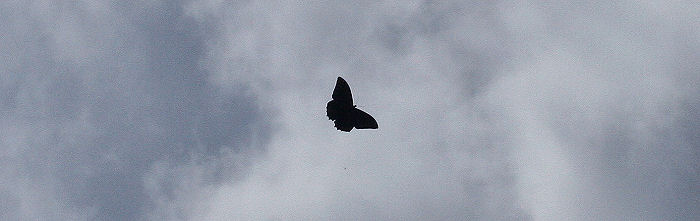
[
  {"left": 332, "top": 77, "right": 353, "bottom": 105},
  {"left": 327, "top": 100, "right": 353, "bottom": 132},
  {"left": 352, "top": 108, "right": 378, "bottom": 129},
  {"left": 326, "top": 100, "right": 340, "bottom": 121},
  {"left": 334, "top": 120, "right": 354, "bottom": 132}
]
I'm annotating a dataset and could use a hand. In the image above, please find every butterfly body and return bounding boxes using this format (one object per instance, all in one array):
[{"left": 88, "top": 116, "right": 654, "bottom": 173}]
[{"left": 326, "top": 77, "right": 378, "bottom": 132}]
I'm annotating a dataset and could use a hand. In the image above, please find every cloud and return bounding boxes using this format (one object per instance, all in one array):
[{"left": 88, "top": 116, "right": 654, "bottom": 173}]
[
  {"left": 185, "top": 1, "right": 529, "bottom": 220},
  {"left": 1, "top": 1, "right": 271, "bottom": 220},
  {"left": 187, "top": 0, "right": 698, "bottom": 220},
  {"left": 492, "top": 1, "right": 700, "bottom": 220},
  {"left": 1, "top": 0, "right": 698, "bottom": 220}
]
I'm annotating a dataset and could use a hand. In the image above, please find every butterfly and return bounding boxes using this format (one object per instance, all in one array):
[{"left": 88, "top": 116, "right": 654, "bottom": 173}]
[{"left": 326, "top": 77, "right": 378, "bottom": 132}]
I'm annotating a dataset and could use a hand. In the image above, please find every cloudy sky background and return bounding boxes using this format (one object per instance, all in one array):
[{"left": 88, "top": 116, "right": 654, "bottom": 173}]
[{"left": 1, "top": 0, "right": 698, "bottom": 220}]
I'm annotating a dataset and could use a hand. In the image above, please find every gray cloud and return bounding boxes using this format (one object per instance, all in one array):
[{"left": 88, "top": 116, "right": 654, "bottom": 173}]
[
  {"left": 1, "top": 1, "right": 271, "bottom": 220},
  {"left": 2, "top": 0, "right": 698, "bottom": 220}
]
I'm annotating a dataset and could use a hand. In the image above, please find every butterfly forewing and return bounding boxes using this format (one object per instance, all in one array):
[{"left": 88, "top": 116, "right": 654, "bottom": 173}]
[{"left": 332, "top": 77, "right": 353, "bottom": 105}]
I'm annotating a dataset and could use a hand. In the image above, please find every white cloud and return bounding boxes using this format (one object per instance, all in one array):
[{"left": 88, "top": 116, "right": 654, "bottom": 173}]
[
  {"left": 1, "top": 0, "right": 697, "bottom": 220},
  {"left": 186, "top": 0, "right": 698, "bottom": 220}
]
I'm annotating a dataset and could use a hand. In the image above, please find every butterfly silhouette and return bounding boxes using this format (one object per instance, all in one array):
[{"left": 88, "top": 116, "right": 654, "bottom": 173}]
[{"left": 326, "top": 77, "right": 378, "bottom": 132}]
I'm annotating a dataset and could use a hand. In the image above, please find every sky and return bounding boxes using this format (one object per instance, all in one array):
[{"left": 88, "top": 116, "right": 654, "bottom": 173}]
[{"left": 0, "top": 0, "right": 698, "bottom": 220}]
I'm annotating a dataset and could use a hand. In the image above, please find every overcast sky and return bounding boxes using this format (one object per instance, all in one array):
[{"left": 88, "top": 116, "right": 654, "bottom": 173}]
[{"left": 1, "top": 1, "right": 698, "bottom": 220}]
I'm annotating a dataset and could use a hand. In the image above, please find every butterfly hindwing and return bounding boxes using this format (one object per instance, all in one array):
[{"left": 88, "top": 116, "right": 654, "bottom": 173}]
[
  {"left": 332, "top": 77, "right": 353, "bottom": 106},
  {"left": 326, "top": 100, "right": 340, "bottom": 121},
  {"left": 352, "top": 108, "right": 378, "bottom": 129},
  {"left": 334, "top": 119, "right": 354, "bottom": 132}
]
